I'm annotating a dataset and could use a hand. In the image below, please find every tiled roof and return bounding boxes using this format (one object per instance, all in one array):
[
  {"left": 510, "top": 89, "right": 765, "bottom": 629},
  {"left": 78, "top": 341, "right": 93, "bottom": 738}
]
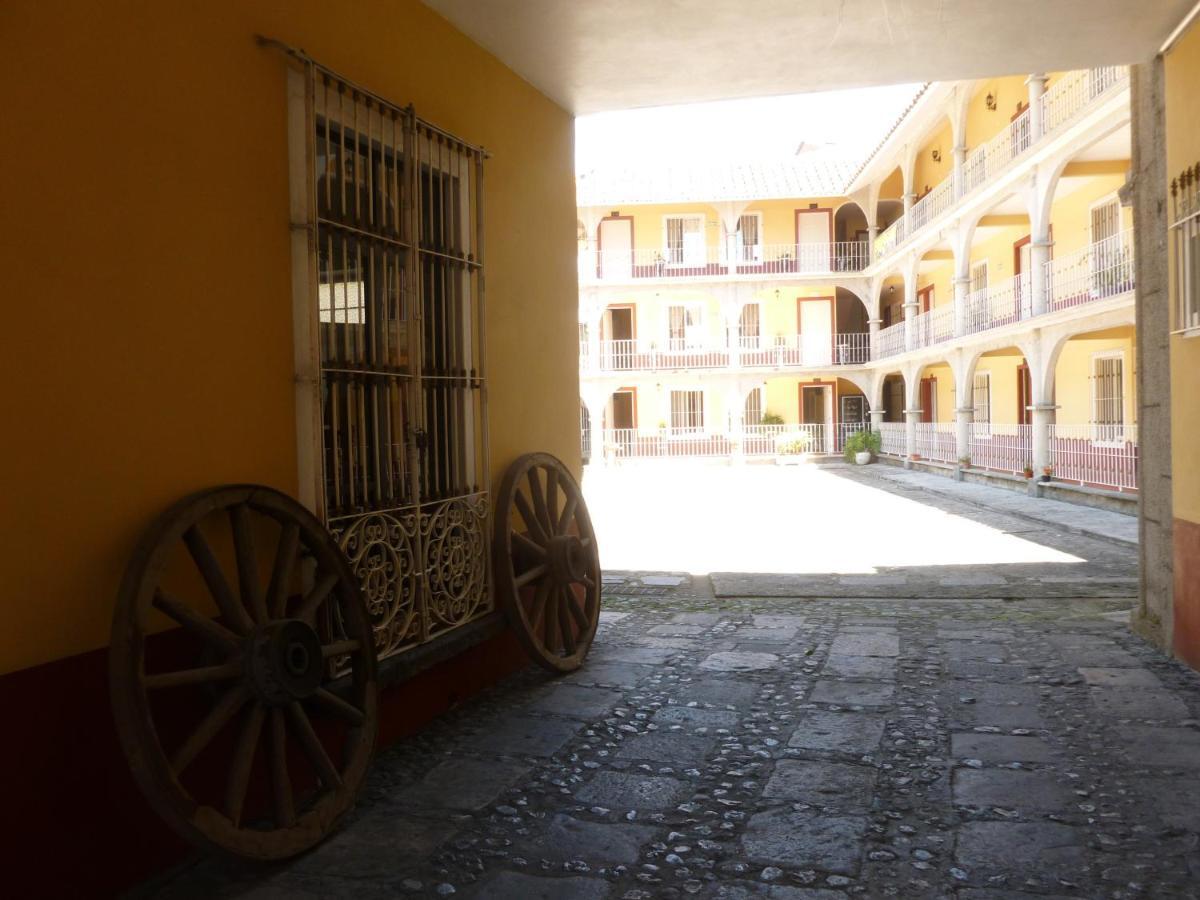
[{"left": 576, "top": 157, "right": 860, "bottom": 207}]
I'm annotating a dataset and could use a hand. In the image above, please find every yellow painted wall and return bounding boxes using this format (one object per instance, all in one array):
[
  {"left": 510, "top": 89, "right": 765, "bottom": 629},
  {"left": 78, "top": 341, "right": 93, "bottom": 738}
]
[
  {"left": 1166, "top": 24, "right": 1200, "bottom": 525},
  {"left": 970, "top": 220, "right": 1032, "bottom": 283},
  {"left": 1052, "top": 329, "right": 1137, "bottom": 425},
  {"left": 965, "top": 75, "right": 1033, "bottom": 150},
  {"left": 913, "top": 119, "right": 954, "bottom": 197},
  {"left": 1049, "top": 173, "right": 1132, "bottom": 258},
  {"left": 918, "top": 363, "right": 957, "bottom": 423},
  {"left": 975, "top": 352, "right": 1024, "bottom": 425},
  {"left": 0, "top": 0, "right": 578, "bottom": 674},
  {"left": 917, "top": 254, "right": 955, "bottom": 310}
]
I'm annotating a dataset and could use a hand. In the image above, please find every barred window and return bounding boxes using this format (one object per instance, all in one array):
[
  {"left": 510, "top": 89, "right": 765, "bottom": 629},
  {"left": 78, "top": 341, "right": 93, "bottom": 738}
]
[
  {"left": 668, "top": 304, "right": 703, "bottom": 348},
  {"left": 1171, "top": 165, "right": 1200, "bottom": 335},
  {"left": 739, "top": 303, "right": 761, "bottom": 345},
  {"left": 973, "top": 373, "right": 991, "bottom": 427},
  {"left": 670, "top": 390, "right": 704, "bottom": 433},
  {"left": 737, "top": 213, "right": 761, "bottom": 262},
  {"left": 1092, "top": 353, "right": 1124, "bottom": 440},
  {"left": 743, "top": 388, "right": 763, "bottom": 425},
  {"left": 970, "top": 260, "right": 989, "bottom": 295},
  {"left": 665, "top": 215, "right": 704, "bottom": 265}
]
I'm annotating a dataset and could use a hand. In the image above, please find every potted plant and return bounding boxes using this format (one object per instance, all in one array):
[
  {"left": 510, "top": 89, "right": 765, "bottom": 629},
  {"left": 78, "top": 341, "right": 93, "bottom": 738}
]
[
  {"left": 957, "top": 455, "right": 971, "bottom": 469},
  {"left": 774, "top": 431, "right": 812, "bottom": 465},
  {"left": 843, "top": 429, "right": 882, "bottom": 465},
  {"left": 1041, "top": 464, "right": 1053, "bottom": 483},
  {"left": 1022, "top": 463, "right": 1034, "bottom": 479},
  {"left": 760, "top": 411, "right": 784, "bottom": 426}
]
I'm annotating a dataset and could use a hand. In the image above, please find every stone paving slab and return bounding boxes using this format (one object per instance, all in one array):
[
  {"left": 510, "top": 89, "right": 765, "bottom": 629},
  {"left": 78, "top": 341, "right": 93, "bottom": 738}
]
[{"left": 139, "top": 545, "right": 1200, "bottom": 899}]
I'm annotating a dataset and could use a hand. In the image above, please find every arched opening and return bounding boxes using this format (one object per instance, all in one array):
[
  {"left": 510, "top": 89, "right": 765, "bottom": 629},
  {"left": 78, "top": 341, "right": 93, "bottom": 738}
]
[
  {"left": 965, "top": 346, "right": 1031, "bottom": 475},
  {"left": 911, "top": 361, "right": 957, "bottom": 462},
  {"left": 963, "top": 201, "right": 1033, "bottom": 334},
  {"left": 876, "top": 275, "right": 906, "bottom": 358},
  {"left": 834, "top": 201, "right": 870, "bottom": 269},
  {"left": 580, "top": 400, "right": 592, "bottom": 465},
  {"left": 1046, "top": 324, "right": 1138, "bottom": 492},
  {"left": 914, "top": 244, "right": 956, "bottom": 349},
  {"left": 834, "top": 376, "right": 870, "bottom": 451},
  {"left": 835, "top": 286, "right": 870, "bottom": 363}
]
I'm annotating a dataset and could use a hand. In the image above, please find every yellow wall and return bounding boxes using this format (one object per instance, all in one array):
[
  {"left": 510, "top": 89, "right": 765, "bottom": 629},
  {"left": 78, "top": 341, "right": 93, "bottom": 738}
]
[
  {"left": 1049, "top": 173, "right": 1132, "bottom": 257},
  {"left": 1052, "top": 329, "right": 1137, "bottom": 425},
  {"left": 975, "top": 351, "right": 1024, "bottom": 425},
  {"left": 0, "top": 0, "right": 578, "bottom": 674},
  {"left": 917, "top": 253, "right": 955, "bottom": 309},
  {"left": 913, "top": 120, "right": 954, "bottom": 197},
  {"left": 918, "top": 363, "right": 957, "bottom": 423},
  {"left": 1167, "top": 24, "right": 1200, "bottom": 525},
  {"left": 965, "top": 75, "right": 1033, "bottom": 149}
]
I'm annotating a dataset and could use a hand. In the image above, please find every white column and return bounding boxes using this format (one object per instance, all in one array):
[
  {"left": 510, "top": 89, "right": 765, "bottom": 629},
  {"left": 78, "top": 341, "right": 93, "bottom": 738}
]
[
  {"left": 1029, "top": 238, "right": 1052, "bottom": 317},
  {"left": 869, "top": 409, "right": 885, "bottom": 431},
  {"left": 868, "top": 225, "right": 879, "bottom": 265},
  {"left": 904, "top": 408, "right": 920, "bottom": 462},
  {"left": 725, "top": 386, "right": 745, "bottom": 465},
  {"left": 955, "top": 406, "right": 973, "bottom": 464},
  {"left": 903, "top": 274, "right": 918, "bottom": 352},
  {"left": 1026, "top": 73, "right": 1049, "bottom": 141},
  {"left": 902, "top": 192, "right": 916, "bottom": 216},
  {"left": 953, "top": 275, "right": 970, "bottom": 337},
  {"left": 868, "top": 317, "right": 881, "bottom": 361},
  {"left": 581, "top": 390, "right": 607, "bottom": 468},
  {"left": 952, "top": 145, "right": 967, "bottom": 198},
  {"left": 1031, "top": 402, "right": 1056, "bottom": 474}
]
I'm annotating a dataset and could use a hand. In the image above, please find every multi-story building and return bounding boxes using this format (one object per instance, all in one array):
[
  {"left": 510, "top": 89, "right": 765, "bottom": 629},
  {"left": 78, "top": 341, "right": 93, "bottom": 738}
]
[{"left": 578, "top": 66, "right": 1138, "bottom": 493}]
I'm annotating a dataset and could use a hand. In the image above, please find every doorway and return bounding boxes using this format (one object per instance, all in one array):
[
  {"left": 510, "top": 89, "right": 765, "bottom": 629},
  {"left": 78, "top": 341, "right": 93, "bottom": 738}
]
[
  {"left": 610, "top": 389, "right": 636, "bottom": 431},
  {"left": 797, "top": 296, "right": 834, "bottom": 365},
  {"left": 799, "top": 382, "right": 834, "bottom": 452},
  {"left": 599, "top": 216, "right": 633, "bottom": 279},
  {"left": 795, "top": 208, "right": 832, "bottom": 272}
]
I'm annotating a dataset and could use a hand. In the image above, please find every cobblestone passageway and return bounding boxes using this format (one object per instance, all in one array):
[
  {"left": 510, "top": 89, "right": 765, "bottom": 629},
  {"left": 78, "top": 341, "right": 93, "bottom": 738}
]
[{"left": 140, "top": 471, "right": 1200, "bottom": 900}]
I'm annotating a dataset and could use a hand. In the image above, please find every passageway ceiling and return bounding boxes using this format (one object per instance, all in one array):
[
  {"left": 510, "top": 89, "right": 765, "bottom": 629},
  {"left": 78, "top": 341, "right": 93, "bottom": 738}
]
[{"left": 422, "top": 0, "right": 1193, "bottom": 113}]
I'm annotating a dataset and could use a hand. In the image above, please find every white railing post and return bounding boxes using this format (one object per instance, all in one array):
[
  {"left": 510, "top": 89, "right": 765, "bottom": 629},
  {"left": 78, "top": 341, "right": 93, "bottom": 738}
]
[{"left": 955, "top": 406, "right": 972, "bottom": 464}]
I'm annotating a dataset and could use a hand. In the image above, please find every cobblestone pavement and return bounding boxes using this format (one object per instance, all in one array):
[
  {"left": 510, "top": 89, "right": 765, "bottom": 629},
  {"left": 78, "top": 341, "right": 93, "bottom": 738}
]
[{"left": 137, "top": 479, "right": 1200, "bottom": 900}]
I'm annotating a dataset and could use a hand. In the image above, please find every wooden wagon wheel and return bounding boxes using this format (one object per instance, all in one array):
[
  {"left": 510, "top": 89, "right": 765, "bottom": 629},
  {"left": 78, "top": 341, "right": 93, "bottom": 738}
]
[
  {"left": 109, "top": 485, "right": 377, "bottom": 861},
  {"left": 493, "top": 452, "right": 601, "bottom": 673}
]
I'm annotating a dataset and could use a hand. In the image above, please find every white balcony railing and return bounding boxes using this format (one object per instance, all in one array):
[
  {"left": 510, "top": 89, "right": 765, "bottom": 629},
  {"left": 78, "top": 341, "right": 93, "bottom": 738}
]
[
  {"left": 873, "top": 67, "right": 1127, "bottom": 261},
  {"left": 593, "top": 423, "right": 846, "bottom": 462},
  {"left": 968, "top": 423, "right": 1032, "bottom": 475},
  {"left": 914, "top": 422, "right": 957, "bottom": 463},
  {"left": 579, "top": 241, "right": 868, "bottom": 283},
  {"left": 911, "top": 304, "right": 956, "bottom": 350},
  {"left": 1048, "top": 423, "right": 1138, "bottom": 492},
  {"left": 875, "top": 321, "right": 907, "bottom": 358},
  {"left": 583, "top": 334, "right": 872, "bottom": 372},
  {"left": 877, "top": 422, "right": 907, "bottom": 457},
  {"left": 965, "top": 273, "right": 1031, "bottom": 336},
  {"left": 1045, "top": 229, "right": 1135, "bottom": 312}
]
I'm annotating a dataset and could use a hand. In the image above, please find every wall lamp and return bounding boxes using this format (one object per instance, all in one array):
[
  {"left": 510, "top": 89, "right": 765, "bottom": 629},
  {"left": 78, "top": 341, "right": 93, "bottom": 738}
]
[
  {"left": 931, "top": 148, "right": 942, "bottom": 163},
  {"left": 985, "top": 92, "right": 998, "bottom": 111}
]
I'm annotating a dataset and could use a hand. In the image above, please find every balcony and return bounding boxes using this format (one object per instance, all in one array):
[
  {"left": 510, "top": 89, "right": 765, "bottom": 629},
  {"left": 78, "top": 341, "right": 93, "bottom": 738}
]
[
  {"left": 872, "top": 230, "right": 1134, "bottom": 360},
  {"left": 873, "top": 67, "right": 1128, "bottom": 262},
  {"left": 578, "top": 241, "right": 868, "bottom": 285},
  {"left": 580, "top": 334, "right": 871, "bottom": 374}
]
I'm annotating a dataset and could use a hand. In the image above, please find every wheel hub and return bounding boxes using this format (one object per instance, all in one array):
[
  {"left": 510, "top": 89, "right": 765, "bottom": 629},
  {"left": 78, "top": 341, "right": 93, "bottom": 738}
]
[
  {"left": 547, "top": 534, "right": 588, "bottom": 584},
  {"left": 247, "top": 619, "right": 324, "bottom": 704}
]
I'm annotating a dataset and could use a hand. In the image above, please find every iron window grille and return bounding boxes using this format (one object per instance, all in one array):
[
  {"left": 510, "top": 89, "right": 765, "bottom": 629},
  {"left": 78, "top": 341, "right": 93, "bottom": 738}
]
[{"left": 1171, "top": 164, "right": 1200, "bottom": 336}]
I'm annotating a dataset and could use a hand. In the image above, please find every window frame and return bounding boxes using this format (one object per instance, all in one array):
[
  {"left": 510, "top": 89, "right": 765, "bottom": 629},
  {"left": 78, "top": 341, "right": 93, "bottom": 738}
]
[
  {"left": 666, "top": 302, "right": 706, "bottom": 350},
  {"left": 972, "top": 371, "right": 992, "bottom": 437},
  {"left": 668, "top": 387, "right": 707, "bottom": 436},
  {"left": 1089, "top": 349, "right": 1126, "bottom": 445},
  {"left": 662, "top": 213, "right": 706, "bottom": 267},
  {"left": 734, "top": 212, "right": 763, "bottom": 263}
]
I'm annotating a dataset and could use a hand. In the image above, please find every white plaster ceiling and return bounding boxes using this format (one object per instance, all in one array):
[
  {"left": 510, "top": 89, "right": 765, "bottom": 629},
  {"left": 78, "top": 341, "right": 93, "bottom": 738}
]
[{"left": 422, "top": 0, "right": 1194, "bottom": 114}]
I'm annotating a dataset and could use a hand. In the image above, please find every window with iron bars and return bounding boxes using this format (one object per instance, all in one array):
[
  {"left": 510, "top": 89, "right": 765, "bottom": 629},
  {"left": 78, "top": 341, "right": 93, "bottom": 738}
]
[
  {"left": 288, "top": 54, "right": 491, "bottom": 663},
  {"left": 1091, "top": 353, "right": 1124, "bottom": 442},
  {"left": 670, "top": 390, "right": 704, "bottom": 434},
  {"left": 1171, "top": 164, "right": 1200, "bottom": 336},
  {"left": 973, "top": 373, "right": 992, "bottom": 431}
]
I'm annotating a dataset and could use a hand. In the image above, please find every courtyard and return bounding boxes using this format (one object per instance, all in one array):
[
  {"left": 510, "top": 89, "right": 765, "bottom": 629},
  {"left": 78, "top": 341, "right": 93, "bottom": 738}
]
[{"left": 135, "top": 466, "right": 1200, "bottom": 899}]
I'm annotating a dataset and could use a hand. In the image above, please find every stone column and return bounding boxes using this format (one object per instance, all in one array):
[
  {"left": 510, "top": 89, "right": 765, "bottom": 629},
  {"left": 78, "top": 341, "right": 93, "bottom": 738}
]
[
  {"left": 868, "top": 317, "right": 881, "bottom": 361},
  {"left": 868, "top": 225, "right": 879, "bottom": 265},
  {"left": 725, "top": 386, "right": 745, "bottom": 465},
  {"left": 1029, "top": 238, "right": 1053, "bottom": 316},
  {"left": 953, "top": 275, "right": 971, "bottom": 337},
  {"left": 1026, "top": 73, "right": 1049, "bottom": 141},
  {"left": 869, "top": 409, "right": 885, "bottom": 430},
  {"left": 1030, "top": 402, "right": 1056, "bottom": 475},
  {"left": 903, "top": 271, "right": 918, "bottom": 352},
  {"left": 904, "top": 408, "right": 920, "bottom": 465},
  {"left": 952, "top": 145, "right": 968, "bottom": 199},
  {"left": 955, "top": 405, "right": 973, "bottom": 464}
]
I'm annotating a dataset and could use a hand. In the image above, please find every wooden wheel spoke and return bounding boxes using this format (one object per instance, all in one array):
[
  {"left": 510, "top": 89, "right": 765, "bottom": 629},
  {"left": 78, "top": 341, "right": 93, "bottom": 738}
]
[
  {"left": 225, "top": 703, "right": 265, "bottom": 826},
  {"left": 576, "top": 573, "right": 597, "bottom": 590},
  {"left": 184, "top": 525, "right": 255, "bottom": 635},
  {"left": 528, "top": 579, "right": 550, "bottom": 638},
  {"left": 513, "top": 491, "right": 548, "bottom": 545},
  {"left": 322, "top": 638, "right": 361, "bottom": 659},
  {"left": 144, "top": 659, "right": 243, "bottom": 690},
  {"left": 515, "top": 562, "right": 548, "bottom": 589},
  {"left": 171, "top": 685, "right": 250, "bottom": 776},
  {"left": 266, "top": 522, "right": 301, "bottom": 620},
  {"left": 296, "top": 570, "right": 339, "bottom": 624},
  {"left": 310, "top": 688, "right": 366, "bottom": 726},
  {"left": 287, "top": 701, "right": 343, "bottom": 789},
  {"left": 526, "top": 468, "right": 555, "bottom": 535},
  {"left": 513, "top": 530, "right": 546, "bottom": 561},
  {"left": 557, "top": 492, "right": 579, "bottom": 536},
  {"left": 153, "top": 589, "right": 239, "bottom": 652},
  {"left": 270, "top": 707, "right": 295, "bottom": 827},
  {"left": 564, "top": 587, "right": 589, "bottom": 631},
  {"left": 543, "top": 583, "right": 560, "bottom": 654},
  {"left": 230, "top": 504, "right": 267, "bottom": 626},
  {"left": 557, "top": 588, "right": 577, "bottom": 655}
]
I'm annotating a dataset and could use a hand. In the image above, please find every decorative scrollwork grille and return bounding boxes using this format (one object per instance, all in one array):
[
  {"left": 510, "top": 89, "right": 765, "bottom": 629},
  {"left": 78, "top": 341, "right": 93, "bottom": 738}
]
[{"left": 287, "top": 50, "right": 492, "bottom": 663}]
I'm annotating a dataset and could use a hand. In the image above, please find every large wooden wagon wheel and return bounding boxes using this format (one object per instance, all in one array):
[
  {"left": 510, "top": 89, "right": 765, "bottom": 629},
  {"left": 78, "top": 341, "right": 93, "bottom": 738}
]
[
  {"left": 110, "top": 485, "right": 377, "bottom": 860},
  {"left": 494, "top": 452, "right": 601, "bottom": 672}
]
